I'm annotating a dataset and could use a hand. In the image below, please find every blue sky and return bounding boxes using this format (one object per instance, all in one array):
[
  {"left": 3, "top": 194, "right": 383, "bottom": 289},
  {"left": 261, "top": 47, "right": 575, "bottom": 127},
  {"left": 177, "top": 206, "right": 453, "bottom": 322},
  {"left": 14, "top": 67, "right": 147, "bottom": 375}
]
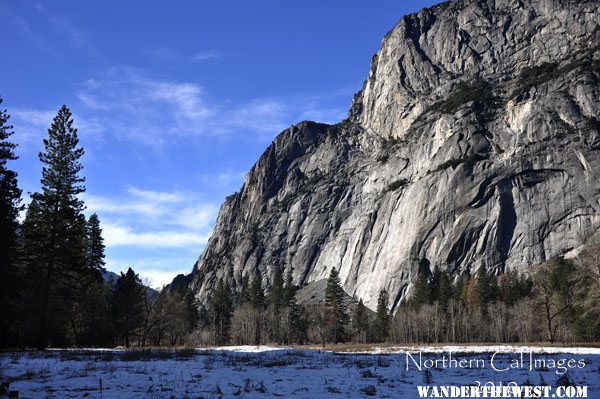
[{"left": 1, "top": 0, "right": 443, "bottom": 288}]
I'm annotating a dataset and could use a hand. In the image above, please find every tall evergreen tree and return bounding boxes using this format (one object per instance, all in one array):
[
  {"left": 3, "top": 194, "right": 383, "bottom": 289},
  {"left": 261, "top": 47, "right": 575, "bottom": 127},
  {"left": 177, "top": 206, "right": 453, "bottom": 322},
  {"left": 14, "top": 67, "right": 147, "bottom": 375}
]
[
  {"left": 269, "top": 266, "right": 284, "bottom": 312},
  {"left": 430, "top": 266, "right": 441, "bottom": 303},
  {"left": 324, "top": 268, "right": 349, "bottom": 343},
  {"left": 21, "top": 105, "right": 88, "bottom": 349},
  {"left": 70, "top": 213, "right": 108, "bottom": 345},
  {"left": 0, "top": 96, "right": 22, "bottom": 347},
  {"left": 548, "top": 257, "right": 578, "bottom": 329},
  {"left": 208, "top": 278, "right": 233, "bottom": 345},
  {"left": 473, "top": 263, "right": 496, "bottom": 314},
  {"left": 352, "top": 298, "right": 369, "bottom": 343},
  {"left": 250, "top": 272, "right": 265, "bottom": 309},
  {"left": 437, "top": 269, "right": 452, "bottom": 310},
  {"left": 413, "top": 259, "right": 431, "bottom": 307},
  {"left": 72, "top": 278, "right": 113, "bottom": 347},
  {"left": 268, "top": 266, "right": 285, "bottom": 342},
  {"left": 112, "top": 268, "right": 146, "bottom": 347},
  {"left": 85, "top": 213, "right": 106, "bottom": 278},
  {"left": 374, "top": 289, "right": 390, "bottom": 342},
  {"left": 281, "top": 267, "right": 305, "bottom": 344},
  {"left": 239, "top": 274, "right": 250, "bottom": 305},
  {"left": 283, "top": 267, "right": 297, "bottom": 304}
]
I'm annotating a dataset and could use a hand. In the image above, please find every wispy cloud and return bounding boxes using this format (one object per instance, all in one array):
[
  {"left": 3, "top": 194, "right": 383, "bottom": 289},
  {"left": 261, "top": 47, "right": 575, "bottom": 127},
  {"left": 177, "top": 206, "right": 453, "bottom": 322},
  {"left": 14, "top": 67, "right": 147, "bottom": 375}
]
[
  {"left": 127, "top": 187, "right": 185, "bottom": 204},
  {"left": 33, "top": 3, "right": 97, "bottom": 57},
  {"left": 10, "top": 107, "right": 105, "bottom": 151},
  {"left": 198, "top": 171, "right": 247, "bottom": 190},
  {"left": 72, "top": 66, "right": 348, "bottom": 146},
  {"left": 146, "top": 46, "right": 224, "bottom": 65},
  {"left": 82, "top": 186, "right": 218, "bottom": 247},
  {"left": 82, "top": 186, "right": 218, "bottom": 288},
  {"left": 47, "top": 14, "right": 86, "bottom": 49},
  {"left": 103, "top": 224, "right": 210, "bottom": 248},
  {"left": 3, "top": 3, "right": 97, "bottom": 59},
  {"left": 0, "top": 6, "right": 55, "bottom": 55},
  {"left": 82, "top": 187, "right": 217, "bottom": 228},
  {"left": 191, "top": 50, "right": 223, "bottom": 62},
  {"left": 10, "top": 108, "right": 55, "bottom": 143}
]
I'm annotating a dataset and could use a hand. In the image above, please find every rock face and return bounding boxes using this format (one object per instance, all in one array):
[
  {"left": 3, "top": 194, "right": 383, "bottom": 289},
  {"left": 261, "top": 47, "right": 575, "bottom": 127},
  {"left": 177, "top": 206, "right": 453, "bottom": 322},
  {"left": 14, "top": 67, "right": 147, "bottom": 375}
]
[{"left": 190, "top": 0, "right": 600, "bottom": 311}]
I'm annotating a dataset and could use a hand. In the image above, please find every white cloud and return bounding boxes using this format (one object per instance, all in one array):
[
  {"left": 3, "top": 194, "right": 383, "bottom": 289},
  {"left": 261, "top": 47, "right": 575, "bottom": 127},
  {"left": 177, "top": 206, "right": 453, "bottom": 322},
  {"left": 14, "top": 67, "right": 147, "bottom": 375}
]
[
  {"left": 192, "top": 50, "right": 223, "bottom": 62},
  {"left": 83, "top": 188, "right": 215, "bottom": 221},
  {"left": 48, "top": 14, "right": 86, "bottom": 49},
  {"left": 33, "top": 3, "right": 98, "bottom": 58},
  {"left": 10, "top": 107, "right": 105, "bottom": 150},
  {"left": 176, "top": 204, "right": 218, "bottom": 230},
  {"left": 142, "top": 269, "right": 190, "bottom": 290},
  {"left": 72, "top": 66, "right": 348, "bottom": 146},
  {"left": 84, "top": 186, "right": 218, "bottom": 288},
  {"left": 1, "top": 6, "right": 55, "bottom": 55},
  {"left": 82, "top": 186, "right": 218, "bottom": 249},
  {"left": 83, "top": 193, "right": 163, "bottom": 217},
  {"left": 146, "top": 46, "right": 223, "bottom": 65},
  {"left": 76, "top": 93, "right": 108, "bottom": 111},
  {"left": 103, "top": 223, "right": 210, "bottom": 248},
  {"left": 214, "top": 171, "right": 247, "bottom": 189},
  {"left": 300, "top": 107, "right": 347, "bottom": 124},
  {"left": 223, "top": 99, "right": 290, "bottom": 138},
  {"left": 10, "top": 108, "right": 55, "bottom": 145},
  {"left": 105, "top": 257, "right": 194, "bottom": 289},
  {"left": 127, "top": 187, "right": 185, "bottom": 204}
]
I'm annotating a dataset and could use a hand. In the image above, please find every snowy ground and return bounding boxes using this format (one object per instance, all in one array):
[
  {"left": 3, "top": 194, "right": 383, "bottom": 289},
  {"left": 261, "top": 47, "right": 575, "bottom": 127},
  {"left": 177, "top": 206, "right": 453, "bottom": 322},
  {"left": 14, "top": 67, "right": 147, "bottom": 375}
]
[{"left": 1, "top": 346, "right": 599, "bottom": 398}]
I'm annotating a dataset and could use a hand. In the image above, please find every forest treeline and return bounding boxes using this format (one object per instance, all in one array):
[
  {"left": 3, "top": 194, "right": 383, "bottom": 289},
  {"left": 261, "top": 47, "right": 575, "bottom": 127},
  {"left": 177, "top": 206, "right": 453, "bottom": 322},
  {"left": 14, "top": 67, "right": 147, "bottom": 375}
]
[
  {"left": 0, "top": 98, "right": 198, "bottom": 349},
  {"left": 0, "top": 97, "right": 598, "bottom": 349},
  {"left": 197, "top": 252, "right": 600, "bottom": 347}
]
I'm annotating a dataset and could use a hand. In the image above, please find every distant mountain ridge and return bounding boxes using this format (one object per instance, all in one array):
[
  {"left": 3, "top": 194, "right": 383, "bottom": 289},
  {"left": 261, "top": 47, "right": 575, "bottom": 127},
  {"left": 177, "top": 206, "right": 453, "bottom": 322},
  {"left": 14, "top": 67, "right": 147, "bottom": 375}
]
[{"left": 186, "top": 0, "right": 600, "bottom": 311}]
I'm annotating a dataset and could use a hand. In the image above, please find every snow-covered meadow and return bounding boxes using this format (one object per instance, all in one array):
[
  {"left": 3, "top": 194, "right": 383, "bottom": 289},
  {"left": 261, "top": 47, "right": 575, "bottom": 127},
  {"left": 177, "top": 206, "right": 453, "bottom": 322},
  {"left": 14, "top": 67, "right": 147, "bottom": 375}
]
[{"left": 1, "top": 346, "right": 599, "bottom": 398}]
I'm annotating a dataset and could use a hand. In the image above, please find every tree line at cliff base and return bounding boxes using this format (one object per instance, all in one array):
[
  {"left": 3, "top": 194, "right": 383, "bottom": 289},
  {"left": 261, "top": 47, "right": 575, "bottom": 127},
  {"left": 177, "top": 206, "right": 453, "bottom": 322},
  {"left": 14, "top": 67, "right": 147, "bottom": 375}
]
[{"left": 0, "top": 97, "right": 598, "bottom": 350}]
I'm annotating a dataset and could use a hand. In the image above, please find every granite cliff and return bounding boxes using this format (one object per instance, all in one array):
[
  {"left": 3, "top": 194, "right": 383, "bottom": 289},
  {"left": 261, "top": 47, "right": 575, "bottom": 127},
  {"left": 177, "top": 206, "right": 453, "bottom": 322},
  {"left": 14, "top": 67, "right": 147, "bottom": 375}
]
[{"left": 189, "top": 0, "right": 599, "bottom": 311}]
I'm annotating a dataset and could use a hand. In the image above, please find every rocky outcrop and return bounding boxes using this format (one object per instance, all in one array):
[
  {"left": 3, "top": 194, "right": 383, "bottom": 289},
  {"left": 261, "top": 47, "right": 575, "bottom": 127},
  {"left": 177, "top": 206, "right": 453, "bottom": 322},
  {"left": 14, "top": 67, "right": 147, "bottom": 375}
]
[{"left": 189, "top": 0, "right": 600, "bottom": 311}]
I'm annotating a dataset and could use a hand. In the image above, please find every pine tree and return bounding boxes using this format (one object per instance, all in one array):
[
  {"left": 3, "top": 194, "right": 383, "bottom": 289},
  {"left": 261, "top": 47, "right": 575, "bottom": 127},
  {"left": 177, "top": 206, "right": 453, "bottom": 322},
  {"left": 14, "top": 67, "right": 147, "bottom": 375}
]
[
  {"left": 324, "top": 268, "right": 349, "bottom": 343},
  {"left": 437, "top": 269, "right": 452, "bottom": 310},
  {"left": 21, "top": 105, "right": 88, "bottom": 349},
  {"left": 208, "top": 278, "right": 233, "bottom": 345},
  {"left": 239, "top": 274, "right": 250, "bottom": 305},
  {"left": 352, "top": 298, "right": 369, "bottom": 343},
  {"left": 498, "top": 270, "right": 532, "bottom": 307},
  {"left": 374, "top": 289, "right": 390, "bottom": 342},
  {"left": 85, "top": 213, "right": 106, "bottom": 279},
  {"left": 73, "top": 278, "right": 113, "bottom": 346},
  {"left": 268, "top": 266, "right": 285, "bottom": 342},
  {"left": 283, "top": 267, "right": 297, "bottom": 304},
  {"left": 282, "top": 267, "right": 304, "bottom": 344},
  {"left": 473, "top": 263, "right": 496, "bottom": 314},
  {"left": 69, "top": 213, "right": 108, "bottom": 345},
  {"left": 413, "top": 259, "right": 430, "bottom": 307},
  {"left": 430, "top": 266, "right": 441, "bottom": 303},
  {"left": 112, "top": 268, "right": 146, "bottom": 347},
  {"left": 452, "top": 274, "right": 468, "bottom": 303},
  {"left": 0, "top": 97, "right": 22, "bottom": 347},
  {"left": 548, "top": 257, "right": 577, "bottom": 328},
  {"left": 250, "top": 272, "right": 265, "bottom": 309},
  {"left": 269, "top": 266, "right": 284, "bottom": 312}
]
